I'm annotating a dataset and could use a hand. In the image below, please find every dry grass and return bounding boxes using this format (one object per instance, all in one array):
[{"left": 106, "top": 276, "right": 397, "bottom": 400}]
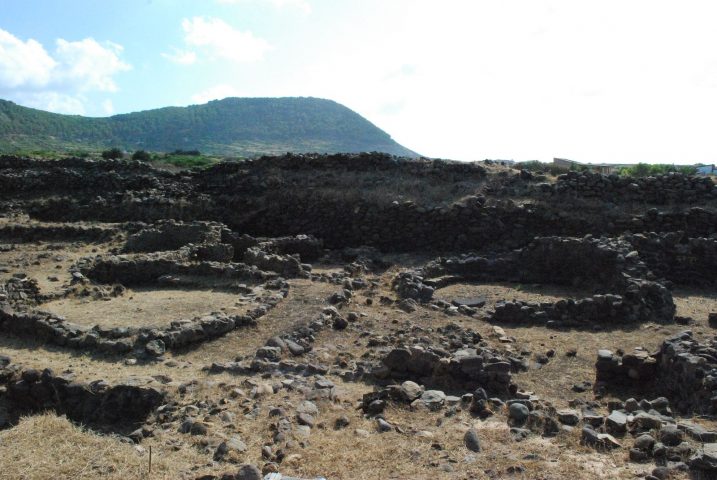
[
  {"left": 42, "top": 287, "right": 249, "bottom": 328},
  {"left": 0, "top": 413, "right": 172, "bottom": 479}
]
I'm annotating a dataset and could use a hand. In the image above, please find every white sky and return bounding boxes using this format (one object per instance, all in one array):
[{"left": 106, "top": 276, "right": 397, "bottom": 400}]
[{"left": 2, "top": 0, "right": 717, "bottom": 164}]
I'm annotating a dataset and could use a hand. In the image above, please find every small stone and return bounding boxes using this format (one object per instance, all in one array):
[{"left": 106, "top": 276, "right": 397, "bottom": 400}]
[
  {"left": 366, "top": 399, "right": 386, "bottom": 415},
  {"left": 333, "top": 317, "right": 348, "bottom": 330},
  {"left": 659, "top": 425, "right": 683, "bottom": 447},
  {"left": 255, "top": 346, "right": 282, "bottom": 362},
  {"left": 296, "top": 401, "right": 318, "bottom": 416},
  {"left": 297, "top": 413, "right": 315, "bottom": 428},
  {"left": 629, "top": 448, "right": 650, "bottom": 463},
  {"left": 400, "top": 381, "right": 423, "bottom": 402},
  {"left": 557, "top": 409, "right": 580, "bottom": 426},
  {"left": 285, "top": 339, "right": 305, "bottom": 356},
  {"left": 625, "top": 398, "right": 639, "bottom": 413},
  {"left": 334, "top": 415, "right": 350, "bottom": 429},
  {"left": 510, "top": 427, "right": 530, "bottom": 442},
  {"left": 145, "top": 339, "right": 165, "bottom": 357},
  {"left": 377, "top": 418, "right": 393, "bottom": 432},
  {"left": 420, "top": 390, "right": 446, "bottom": 411},
  {"left": 214, "top": 436, "right": 247, "bottom": 461},
  {"left": 634, "top": 433, "right": 656, "bottom": 451},
  {"left": 509, "top": 403, "right": 530, "bottom": 424},
  {"left": 571, "top": 381, "right": 591, "bottom": 392},
  {"left": 464, "top": 428, "right": 481, "bottom": 452},
  {"left": 189, "top": 422, "right": 208, "bottom": 436},
  {"left": 606, "top": 410, "right": 628, "bottom": 434},
  {"left": 236, "top": 464, "right": 262, "bottom": 480}
]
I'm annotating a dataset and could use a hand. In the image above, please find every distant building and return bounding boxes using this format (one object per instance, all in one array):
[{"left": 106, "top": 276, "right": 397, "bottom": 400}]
[
  {"left": 696, "top": 164, "right": 716, "bottom": 175},
  {"left": 552, "top": 158, "right": 624, "bottom": 175}
]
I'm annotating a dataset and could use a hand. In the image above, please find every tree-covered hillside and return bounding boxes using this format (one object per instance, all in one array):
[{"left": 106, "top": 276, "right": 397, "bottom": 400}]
[{"left": 0, "top": 97, "right": 417, "bottom": 157}]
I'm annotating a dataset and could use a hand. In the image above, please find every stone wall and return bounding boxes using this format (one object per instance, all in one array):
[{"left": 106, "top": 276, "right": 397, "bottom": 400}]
[
  {"left": 374, "top": 345, "right": 514, "bottom": 396},
  {"left": 0, "top": 361, "right": 164, "bottom": 431},
  {"left": 395, "top": 236, "right": 676, "bottom": 327},
  {"left": 628, "top": 232, "right": 717, "bottom": 286},
  {"left": 78, "top": 248, "right": 273, "bottom": 286},
  {"left": 124, "top": 220, "right": 223, "bottom": 253},
  {"left": 491, "top": 279, "right": 674, "bottom": 327},
  {"left": 531, "top": 171, "right": 717, "bottom": 204},
  {"left": 595, "top": 331, "right": 717, "bottom": 415},
  {"left": 5, "top": 155, "right": 717, "bottom": 254},
  {"left": 0, "top": 223, "right": 119, "bottom": 243}
]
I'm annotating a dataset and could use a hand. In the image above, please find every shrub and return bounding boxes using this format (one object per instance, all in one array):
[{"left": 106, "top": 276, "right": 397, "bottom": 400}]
[
  {"left": 618, "top": 163, "right": 697, "bottom": 177},
  {"left": 131, "top": 150, "right": 151, "bottom": 161},
  {"left": 101, "top": 148, "right": 123, "bottom": 160},
  {"left": 515, "top": 160, "right": 571, "bottom": 176},
  {"left": 172, "top": 149, "right": 201, "bottom": 156}
]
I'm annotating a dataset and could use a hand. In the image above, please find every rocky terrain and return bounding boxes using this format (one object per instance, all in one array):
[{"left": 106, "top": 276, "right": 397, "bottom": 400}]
[{"left": 2, "top": 153, "right": 717, "bottom": 479}]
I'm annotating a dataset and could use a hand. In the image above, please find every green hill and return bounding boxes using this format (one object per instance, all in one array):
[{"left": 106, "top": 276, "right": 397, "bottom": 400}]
[{"left": 0, "top": 97, "right": 417, "bottom": 157}]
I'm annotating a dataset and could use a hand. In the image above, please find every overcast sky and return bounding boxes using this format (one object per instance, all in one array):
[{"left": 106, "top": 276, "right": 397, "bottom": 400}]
[{"left": 1, "top": 0, "right": 717, "bottom": 163}]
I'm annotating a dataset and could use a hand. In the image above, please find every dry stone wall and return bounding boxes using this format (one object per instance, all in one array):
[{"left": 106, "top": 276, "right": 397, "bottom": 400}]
[
  {"left": 595, "top": 331, "right": 717, "bottom": 415},
  {"left": 531, "top": 171, "right": 717, "bottom": 204},
  {"left": 5, "top": 154, "right": 717, "bottom": 254},
  {"left": 0, "top": 360, "right": 164, "bottom": 431},
  {"left": 395, "top": 236, "right": 676, "bottom": 327}
]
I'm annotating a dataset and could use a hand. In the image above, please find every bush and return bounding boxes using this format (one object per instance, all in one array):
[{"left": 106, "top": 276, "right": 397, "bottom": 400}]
[
  {"left": 515, "top": 160, "right": 572, "bottom": 176},
  {"left": 131, "top": 150, "right": 151, "bottom": 161},
  {"left": 101, "top": 148, "right": 123, "bottom": 160},
  {"left": 172, "top": 149, "right": 200, "bottom": 156},
  {"left": 618, "top": 163, "right": 697, "bottom": 177}
]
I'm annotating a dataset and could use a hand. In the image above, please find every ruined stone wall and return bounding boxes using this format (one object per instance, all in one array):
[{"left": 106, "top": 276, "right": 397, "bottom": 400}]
[
  {"left": 124, "top": 220, "right": 223, "bottom": 253},
  {"left": 628, "top": 232, "right": 717, "bottom": 286},
  {"left": 0, "top": 223, "right": 118, "bottom": 243},
  {"left": 0, "top": 300, "right": 272, "bottom": 356},
  {"left": 78, "top": 248, "right": 273, "bottom": 286},
  {"left": 376, "top": 345, "right": 514, "bottom": 396},
  {"left": 531, "top": 171, "right": 717, "bottom": 204},
  {"left": 0, "top": 362, "right": 164, "bottom": 430},
  {"left": 491, "top": 279, "right": 674, "bottom": 326},
  {"left": 0, "top": 156, "right": 172, "bottom": 196},
  {"left": 6, "top": 155, "right": 717, "bottom": 254},
  {"left": 396, "top": 236, "right": 676, "bottom": 327},
  {"left": 595, "top": 331, "right": 717, "bottom": 414}
]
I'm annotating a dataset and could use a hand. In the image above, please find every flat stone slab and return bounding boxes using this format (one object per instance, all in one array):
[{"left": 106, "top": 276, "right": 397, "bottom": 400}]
[{"left": 451, "top": 297, "right": 486, "bottom": 308}]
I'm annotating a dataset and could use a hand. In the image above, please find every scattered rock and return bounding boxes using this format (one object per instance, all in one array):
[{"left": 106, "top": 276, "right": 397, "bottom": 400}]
[{"left": 464, "top": 428, "right": 481, "bottom": 452}]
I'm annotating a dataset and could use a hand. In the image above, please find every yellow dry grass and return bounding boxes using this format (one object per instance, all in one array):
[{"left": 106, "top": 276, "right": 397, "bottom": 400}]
[{"left": 0, "top": 413, "right": 172, "bottom": 480}]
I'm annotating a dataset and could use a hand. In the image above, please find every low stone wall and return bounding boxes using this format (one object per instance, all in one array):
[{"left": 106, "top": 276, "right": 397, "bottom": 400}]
[
  {"left": 0, "top": 277, "right": 42, "bottom": 306},
  {"left": 422, "top": 236, "right": 649, "bottom": 287},
  {"left": 0, "top": 278, "right": 287, "bottom": 357},
  {"left": 0, "top": 223, "right": 119, "bottom": 243},
  {"left": 491, "top": 279, "right": 674, "bottom": 327},
  {"left": 595, "top": 331, "right": 717, "bottom": 415},
  {"left": 373, "top": 345, "right": 514, "bottom": 396},
  {"left": 124, "top": 220, "right": 223, "bottom": 253},
  {"left": 532, "top": 171, "right": 717, "bottom": 204},
  {"left": 628, "top": 232, "right": 717, "bottom": 286},
  {"left": 395, "top": 236, "right": 676, "bottom": 327},
  {"left": 0, "top": 361, "right": 164, "bottom": 430},
  {"left": 0, "top": 305, "right": 265, "bottom": 356},
  {"left": 221, "top": 230, "right": 324, "bottom": 263},
  {"left": 78, "top": 249, "right": 274, "bottom": 286}
]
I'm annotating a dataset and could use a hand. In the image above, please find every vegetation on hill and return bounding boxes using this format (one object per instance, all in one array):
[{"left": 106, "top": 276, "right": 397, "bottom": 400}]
[
  {"left": 0, "top": 97, "right": 417, "bottom": 157},
  {"left": 516, "top": 160, "right": 701, "bottom": 177},
  {"left": 617, "top": 163, "right": 697, "bottom": 176}
]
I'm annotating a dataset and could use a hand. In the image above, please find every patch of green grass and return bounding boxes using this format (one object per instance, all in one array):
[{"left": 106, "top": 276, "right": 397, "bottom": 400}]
[{"left": 149, "top": 153, "right": 220, "bottom": 168}]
